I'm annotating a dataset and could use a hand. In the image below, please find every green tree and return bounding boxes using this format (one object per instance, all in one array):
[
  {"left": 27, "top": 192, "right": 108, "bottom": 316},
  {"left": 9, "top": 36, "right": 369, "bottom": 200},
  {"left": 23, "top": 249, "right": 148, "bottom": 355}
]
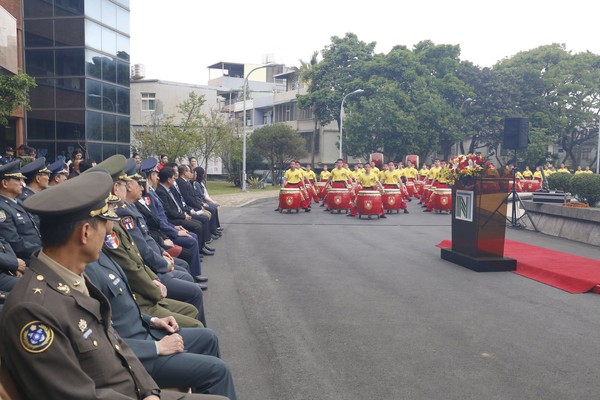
[
  {"left": 250, "top": 123, "right": 307, "bottom": 185},
  {"left": 0, "top": 73, "right": 36, "bottom": 126},
  {"left": 193, "top": 108, "right": 236, "bottom": 172},
  {"left": 134, "top": 92, "right": 206, "bottom": 161},
  {"left": 297, "top": 33, "right": 376, "bottom": 131}
]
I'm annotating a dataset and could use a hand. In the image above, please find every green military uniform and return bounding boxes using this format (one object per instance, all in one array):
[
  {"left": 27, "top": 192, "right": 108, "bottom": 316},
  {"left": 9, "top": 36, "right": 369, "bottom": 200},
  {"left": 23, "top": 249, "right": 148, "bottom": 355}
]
[
  {"left": 105, "top": 215, "right": 202, "bottom": 328},
  {"left": 0, "top": 252, "right": 162, "bottom": 399}
]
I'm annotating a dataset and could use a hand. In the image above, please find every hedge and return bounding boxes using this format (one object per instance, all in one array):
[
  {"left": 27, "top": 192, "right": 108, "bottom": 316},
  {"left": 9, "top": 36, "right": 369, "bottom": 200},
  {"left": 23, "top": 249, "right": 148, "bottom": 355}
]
[{"left": 570, "top": 174, "right": 600, "bottom": 206}]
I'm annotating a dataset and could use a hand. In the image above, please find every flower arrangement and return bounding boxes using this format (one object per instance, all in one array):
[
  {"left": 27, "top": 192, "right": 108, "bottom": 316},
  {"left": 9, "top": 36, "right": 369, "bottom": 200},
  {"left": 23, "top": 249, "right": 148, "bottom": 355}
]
[{"left": 447, "top": 154, "right": 493, "bottom": 185}]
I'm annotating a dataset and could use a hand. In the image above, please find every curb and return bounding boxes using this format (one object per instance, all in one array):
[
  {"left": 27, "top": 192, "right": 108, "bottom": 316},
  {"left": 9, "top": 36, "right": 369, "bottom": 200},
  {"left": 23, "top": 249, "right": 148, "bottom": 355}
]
[{"left": 223, "top": 196, "right": 277, "bottom": 208}]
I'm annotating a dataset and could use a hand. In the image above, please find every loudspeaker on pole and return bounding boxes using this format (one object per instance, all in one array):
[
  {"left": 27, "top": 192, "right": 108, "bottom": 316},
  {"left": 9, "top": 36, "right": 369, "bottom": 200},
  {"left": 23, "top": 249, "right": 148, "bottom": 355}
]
[{"left": 503, "top": 118, "right": 529, "bottom": 150}]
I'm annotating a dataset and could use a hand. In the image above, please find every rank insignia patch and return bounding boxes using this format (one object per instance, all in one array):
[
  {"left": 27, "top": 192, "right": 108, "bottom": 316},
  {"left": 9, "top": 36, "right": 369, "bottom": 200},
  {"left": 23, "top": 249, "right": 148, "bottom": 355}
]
[
  {"left": 120, "top": 217, "right": 134, "bottom": 230},
  {"left": 0, "top": 210, "right": 6, "bottom": 222},
  {"left": 20, "top": 321, "right": 54, "bottom": 353},
  {"left": 104, "top": 232, "right": 120, "bottom": 249}
]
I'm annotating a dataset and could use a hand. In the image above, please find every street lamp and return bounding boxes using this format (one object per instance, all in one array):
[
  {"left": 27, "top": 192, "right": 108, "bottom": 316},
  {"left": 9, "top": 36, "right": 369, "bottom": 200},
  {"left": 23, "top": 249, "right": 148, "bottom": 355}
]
[
  {"left": 339, "top": 89, "right": 364, "bottom": 160},
  {"left": 242, "top": 62, "right": 279, "bottom": 192}
]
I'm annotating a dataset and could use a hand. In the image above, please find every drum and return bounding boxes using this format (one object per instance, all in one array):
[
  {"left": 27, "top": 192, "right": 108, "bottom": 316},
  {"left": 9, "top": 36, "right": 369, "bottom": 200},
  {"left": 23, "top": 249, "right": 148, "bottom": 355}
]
[
  {"left": 415, "top": 181, "right": 425, "bottom": 196},
  {"left": 356, "top": 190, "right": 382, "bottom": 218},
  {"left": 405, "top": 182, "right": 416, "bottom": 198},
  {"left": 508, "top": 181, "right": 523, "bottom": 193},
  {"left": 522, "top": 180, "right": 541, "bottom": 192},
  {"left": 432, "top": 188, "right": 452, "bottom": 213},
  {"left": 369, "top": 153, "right": 384, "bottom": 168},
  {"left": 382, "top": 189, "right": 402, "bottom": 212},
  {"left": 327, "top": 188, "right": 352, "bottom": 213},
  {"left": 422, "top": 184, "right": 433, "bottom": 203},
  {"left": 316, "top": 182, "right": 328, "bottom": 199},
  {"left": 278, "top": 188, "right": 301, "bottom": 212}
]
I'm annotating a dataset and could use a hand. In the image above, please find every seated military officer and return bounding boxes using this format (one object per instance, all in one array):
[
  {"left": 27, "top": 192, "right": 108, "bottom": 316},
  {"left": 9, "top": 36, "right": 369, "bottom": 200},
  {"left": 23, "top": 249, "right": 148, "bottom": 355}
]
[
  {"left": 47, "top": 159, "right": 70, "bottom": 186},
  {"left": 83, "top": 156, "right": 205, "bottom": 328},
  {"left": 0, "top": 172, "right": 226, "bottom": 399},
  {"left": 17, "top": 157, "right": 50, "bottom": 202},
  {"left": 0, "top": 236, "right": 25, "bottom": 297},
  {"left": 86, "top": 251, "right": 237, "bottom": 399},
  {"left": 0, "top": 160, "right": 42, "bottom": 265}
]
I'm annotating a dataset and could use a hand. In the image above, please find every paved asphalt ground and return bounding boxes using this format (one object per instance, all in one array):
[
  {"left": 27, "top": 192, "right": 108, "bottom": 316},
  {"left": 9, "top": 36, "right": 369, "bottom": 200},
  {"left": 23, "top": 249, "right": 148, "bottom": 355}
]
[{"left": 203, "top": 198, "right": 600, "bottom": 400}]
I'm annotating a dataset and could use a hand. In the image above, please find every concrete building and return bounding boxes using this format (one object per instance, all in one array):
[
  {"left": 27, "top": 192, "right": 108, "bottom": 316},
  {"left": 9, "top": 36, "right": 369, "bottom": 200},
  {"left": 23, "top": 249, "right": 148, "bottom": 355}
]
[
  {"left": 129, "top": 77, "right": 226, "bottom": 173},
  {"left": 227, "top": 67, "right": 353, "bottom": 167},
  {"left": 0, "top": 0, "right": 25, "bottom": 149},
  {"left": 22, "top": 0, "right": 131, "bottom": 162}
]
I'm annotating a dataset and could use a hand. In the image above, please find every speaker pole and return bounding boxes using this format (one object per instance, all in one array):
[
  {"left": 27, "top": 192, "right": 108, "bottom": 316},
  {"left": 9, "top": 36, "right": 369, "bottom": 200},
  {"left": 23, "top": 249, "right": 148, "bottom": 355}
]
[{"left": 505, "top": 149, "right": 538, "bottom": 231}]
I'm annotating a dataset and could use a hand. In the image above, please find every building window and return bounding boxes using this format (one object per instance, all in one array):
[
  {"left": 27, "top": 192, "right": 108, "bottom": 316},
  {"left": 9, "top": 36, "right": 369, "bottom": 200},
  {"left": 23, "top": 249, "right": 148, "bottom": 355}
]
[{"left": 141, "top": 92, "right": 155, "bottom": 111}]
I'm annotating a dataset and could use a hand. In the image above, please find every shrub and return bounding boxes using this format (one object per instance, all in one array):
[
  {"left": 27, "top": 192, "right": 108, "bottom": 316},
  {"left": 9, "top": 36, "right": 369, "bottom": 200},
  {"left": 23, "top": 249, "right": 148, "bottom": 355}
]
[
  {"left": 547, "top": 172, "right": 572, "bottom": 192},
  {"left": 247, "top": 176, "right": 264, "bottom": 190},
  {"left": 570, "top": 174, "right": 600, "bottom": 206}
]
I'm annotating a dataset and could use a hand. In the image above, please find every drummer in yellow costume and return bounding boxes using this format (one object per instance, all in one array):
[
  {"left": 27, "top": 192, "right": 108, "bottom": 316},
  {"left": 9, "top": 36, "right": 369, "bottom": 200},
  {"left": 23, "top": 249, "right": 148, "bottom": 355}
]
[
  {"left": 320, "top": 164, "right": 331, "bottom": 182},
  {"left": 404, "top": 161, "right": 418, "bottom": 182},
  {"left": 278, "top": 161, "right": 311, "bottom": 212},
  {"left": 522, "top": 166, "right": 533, "bottom": 179},
  {"left": 533, "top": 166, "right": 543, "bottom": 181},
  {"left": 382, "top": 162, "right": 409, "bottom": 213},
  {"left": 304, "top": 164, "right": 319, "bottom": 203},
  {"left": 370, "top": 161, "right": 380, "bottom": 177},
  {"left": 424, "top": 161, "right": 450, "bottom": 212},
  {"left": 378, "top": 163, "right": 388, "bottom": 181},
  {"left": 323, "top": 159, "right": 353, "bottom": 210},
  {"left": 348, "top": 163, "right": 385, "bottom": 218},
  {"left": 418, "top": 164, "right": 429, "bottom": 180}
]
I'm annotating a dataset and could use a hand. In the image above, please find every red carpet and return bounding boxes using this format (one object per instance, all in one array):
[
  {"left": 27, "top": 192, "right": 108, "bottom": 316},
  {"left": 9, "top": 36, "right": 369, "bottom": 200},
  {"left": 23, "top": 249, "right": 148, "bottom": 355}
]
[{"left": 437, "top": 239, "right": 600, "bottom": 293}]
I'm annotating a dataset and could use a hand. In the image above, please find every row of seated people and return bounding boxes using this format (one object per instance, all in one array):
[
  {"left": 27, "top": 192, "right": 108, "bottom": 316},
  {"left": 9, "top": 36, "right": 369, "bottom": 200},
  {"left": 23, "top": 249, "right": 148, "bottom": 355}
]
[{"left": 0, "top": 155, "right": 236, "bottom": 399}]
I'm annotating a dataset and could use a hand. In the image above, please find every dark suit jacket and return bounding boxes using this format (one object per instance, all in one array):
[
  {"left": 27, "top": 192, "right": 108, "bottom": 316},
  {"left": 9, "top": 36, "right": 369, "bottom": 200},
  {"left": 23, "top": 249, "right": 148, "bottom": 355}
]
[
  {"left": 155, "top": 184, "right": 187, "bottom": 221},
  {"left": 176, "top": 177, "right": 204, "bottom": 210}
]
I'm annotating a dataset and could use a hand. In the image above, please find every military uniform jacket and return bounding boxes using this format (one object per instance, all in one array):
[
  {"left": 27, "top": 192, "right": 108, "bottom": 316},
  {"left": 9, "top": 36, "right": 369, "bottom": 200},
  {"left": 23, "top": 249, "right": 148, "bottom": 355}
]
[
  {"left": 145, "top": 188, "right": 181, "bottom": 239},
  {"left": 0, "top": 235, "right": 18, "bottom": 275},
  {"left": 0, "top": 195, "right": 42, "bottom": 262},
  {"left": 17, "top": 186, "right": 36, "bottom": 202},
  {"left": 135, "top": 200, "right": 169, "bottom": 246},
  {"left": 0, "top": 252, "right": 159, "bottom": 399},
  {"left": 103, "top": 223, "right": 163, "bottom": 309},
  {"left": 116, "top": 204, "right": 170, "bottom": 275},
  {"left": 85, "top": 252, "right": 166, "bottom": 370}
]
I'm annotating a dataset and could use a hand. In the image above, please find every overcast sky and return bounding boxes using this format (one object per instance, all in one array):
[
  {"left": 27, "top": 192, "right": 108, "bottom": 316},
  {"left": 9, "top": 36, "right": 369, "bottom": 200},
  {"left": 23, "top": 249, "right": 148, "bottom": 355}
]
[{"left": 130, "top": 0, "right": 600, "bottom": 85}]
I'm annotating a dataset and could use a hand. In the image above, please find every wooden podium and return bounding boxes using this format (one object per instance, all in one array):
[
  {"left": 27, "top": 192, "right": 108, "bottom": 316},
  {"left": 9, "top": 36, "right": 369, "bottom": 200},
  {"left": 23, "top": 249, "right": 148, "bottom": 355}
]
[{"left": 440, "top": 177, "right": 517, "bottom": 272}]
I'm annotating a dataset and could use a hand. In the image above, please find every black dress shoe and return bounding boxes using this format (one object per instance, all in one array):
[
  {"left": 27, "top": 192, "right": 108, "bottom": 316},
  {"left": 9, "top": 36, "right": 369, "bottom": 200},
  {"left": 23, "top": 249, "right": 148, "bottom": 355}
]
[
  {"left": 380, "top": 214, "right": 387, "bottom": 219},
  {"left": 204, "top": 244, "right": 215, "bottom": 252},
  {"left": 201, "top": 248, "right": 215, "bottom": 256},
  {"left": 404, "top": 209, "right": 409, "bottom": 214},
  {"left": 194, "top": 275, "right": 208, "bottom": 283},
  {"left": 216, "top": 227, "right": 224, "bottom": 232},
  {"left": 199, "top": 284, "right": 208, "bottom": 291},
  {"left": 211, "top": 234, "right": 220, "bottom": 240}
]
